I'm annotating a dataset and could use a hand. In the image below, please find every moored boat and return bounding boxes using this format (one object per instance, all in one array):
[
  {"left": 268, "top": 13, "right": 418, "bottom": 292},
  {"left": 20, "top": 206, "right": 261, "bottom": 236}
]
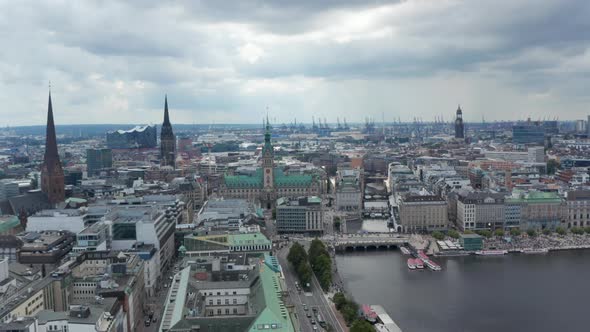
[
  {"left": 417, "top": 250, "right": 429, "bottom": 260},
  {"left": 400, "top": 247, "right": 411, "bottom": 255},
  {"left": 407, "top": 258, "right": 416, "bottom": 269},
  {"left": 360, "top": 304, "right": 378, "bottom": 323},
  {"left": 522, "top": 248, "right": 549, "bottom": 254},
  {"left": 424, "top": 259, "right": 442, "bottom": 271},
  {"left": 415, "top": 259, "right": 424, "bottom": 269},
  {"left": 475, "top": 250, "right": 508, "bottom": 256}
]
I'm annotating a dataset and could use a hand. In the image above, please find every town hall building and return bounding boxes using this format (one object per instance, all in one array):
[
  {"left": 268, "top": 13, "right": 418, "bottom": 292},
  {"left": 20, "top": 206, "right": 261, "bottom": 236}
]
[{"left": 219, "top": 119, "right": 325, "bottom": 209}]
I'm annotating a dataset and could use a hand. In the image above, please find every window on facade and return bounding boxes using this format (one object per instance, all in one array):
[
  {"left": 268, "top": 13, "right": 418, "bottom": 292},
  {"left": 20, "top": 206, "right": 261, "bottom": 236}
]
[
  {"left": 217, "top": 299, "right": 221, "bottom": 305},
  {"left": 225, "top": 309, "right": 230, "bottom": 315},
  {"left": 233, "top": 299, "right": 237, "bottom": 304},
  {"left": 233, "top": 308, "right": 238, "bottom": 314},
  {"left": 217, "top": 309, "right": 222, "bottom": 315}
]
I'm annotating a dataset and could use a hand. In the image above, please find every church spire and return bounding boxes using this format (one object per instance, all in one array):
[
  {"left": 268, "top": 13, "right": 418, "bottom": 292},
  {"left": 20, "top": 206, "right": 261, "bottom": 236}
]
[
  {"left": 44, "top": 90, "right": 59, "bottom": 171},
  {"left": 163, "top": 94, "right": 170, "bottom": 125},
  {"left": 160, "top": 95, "right": 176, "bottom": 167},
  {"left": 41, "top": 88, "right": 65, "bottom": 204}
]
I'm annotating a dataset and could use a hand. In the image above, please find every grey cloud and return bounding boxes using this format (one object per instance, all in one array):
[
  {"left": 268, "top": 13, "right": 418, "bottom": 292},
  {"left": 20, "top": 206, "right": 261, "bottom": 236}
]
[{"left": 1, "top": 0, "right": 590, "bottom": 125}]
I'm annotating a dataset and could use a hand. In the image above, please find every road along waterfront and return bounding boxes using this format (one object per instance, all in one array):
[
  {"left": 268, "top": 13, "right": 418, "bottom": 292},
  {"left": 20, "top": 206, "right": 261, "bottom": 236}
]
[{"left": 336, "top": 249, "right": 590, "bottom": 332}]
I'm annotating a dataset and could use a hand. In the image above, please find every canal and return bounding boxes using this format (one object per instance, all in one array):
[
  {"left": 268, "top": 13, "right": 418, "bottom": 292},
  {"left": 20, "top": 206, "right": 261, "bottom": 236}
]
[{"left": 336, "top": 249, "right": 590, "bottom": 332}]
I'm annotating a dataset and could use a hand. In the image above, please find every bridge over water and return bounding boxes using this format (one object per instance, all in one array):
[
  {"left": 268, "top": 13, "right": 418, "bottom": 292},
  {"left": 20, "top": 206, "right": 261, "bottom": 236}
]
[{"left": 332, "top": 235, "right": 410, "bottom": 252}]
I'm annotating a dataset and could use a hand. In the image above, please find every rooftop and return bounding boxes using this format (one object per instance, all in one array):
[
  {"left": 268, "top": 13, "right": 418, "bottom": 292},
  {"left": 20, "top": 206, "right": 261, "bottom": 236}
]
[{"left": 0, "top": 216, "right": 20, "bottom": 234}]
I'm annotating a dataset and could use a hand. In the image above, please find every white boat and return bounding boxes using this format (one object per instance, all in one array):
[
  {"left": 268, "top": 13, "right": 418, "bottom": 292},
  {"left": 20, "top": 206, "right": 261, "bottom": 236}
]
[
  {"left": 423, "top": 259, "right": 442, "bottom": 271},
  {"left": 407, "top": 258, "right": 416, "bottom": 270},
  {"left": 400, "top": 247, "right": 411, "bottom": 255},
  {"left": 415, "top": 259, "right": 424, "bottom": 269},
  {"left": 475, "top": 250, "right": 508, "bottom": 256},
  {"left": 522, "top": 248, "right": 549, "bottom": 254}
]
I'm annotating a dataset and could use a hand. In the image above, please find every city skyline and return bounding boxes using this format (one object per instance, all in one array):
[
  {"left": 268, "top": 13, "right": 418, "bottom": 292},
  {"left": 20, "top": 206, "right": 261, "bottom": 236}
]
[{"left": 2, "top": 1, "right": 590, "bottom": 126}]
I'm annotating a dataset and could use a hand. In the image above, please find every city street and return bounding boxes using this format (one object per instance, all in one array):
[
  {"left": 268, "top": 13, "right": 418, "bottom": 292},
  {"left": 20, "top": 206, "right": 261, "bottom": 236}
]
[
  {"left": 277, "top": 243, "right": 346, "bottom": 332},
  {"left": 144, "top": 261, "right": 180, "bottom": 332}
]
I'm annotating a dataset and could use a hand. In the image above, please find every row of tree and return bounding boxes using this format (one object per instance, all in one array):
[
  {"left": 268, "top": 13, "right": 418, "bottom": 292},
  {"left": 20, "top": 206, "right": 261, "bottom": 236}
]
[
  {"left": 308, "top": 239, "right": 333, "bottom": 291},
  {"left": 287, "top": 242, "right": 312, "bottom": 287},
  {"left": 333, "top": 292, "right": 374, "bottom": 332},
  {"left": 438, "top": 226, "right": 590, "bottom": 240}
]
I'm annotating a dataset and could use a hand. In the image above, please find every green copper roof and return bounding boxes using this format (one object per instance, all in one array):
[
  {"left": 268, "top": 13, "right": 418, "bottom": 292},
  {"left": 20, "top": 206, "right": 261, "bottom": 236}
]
[
  {"left": 228, "top": 233, "right": 271, "bottom": 247},
  {"left": 224, "top": 173, "right": 263, "bottom": 188},
  {"left": 248, "top": 255, "right": 295, "bottom": 332},
  {"left": 274, "top": 169, "right": 313, "bottom": 187},
  {"left": 0, "top": 216, "right": 20, "bottom": 233},
  {"left": 308, "top": 196, "right": 322, "bottom": 203},
  {"left": 224, "top": 168, "right": 314, "bottom": 188},
  {"left": 506, "top": 191, "right": 563, "bottom": 204},
  {"left": 185, "top": 232, "right": 271, "bottom": 248}
]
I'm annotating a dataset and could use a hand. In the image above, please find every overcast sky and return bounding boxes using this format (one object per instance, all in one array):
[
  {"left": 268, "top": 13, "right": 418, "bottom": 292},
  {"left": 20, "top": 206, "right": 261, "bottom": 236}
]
[{"left": 1, "top": 0, "right": 589, "bottom": 126}]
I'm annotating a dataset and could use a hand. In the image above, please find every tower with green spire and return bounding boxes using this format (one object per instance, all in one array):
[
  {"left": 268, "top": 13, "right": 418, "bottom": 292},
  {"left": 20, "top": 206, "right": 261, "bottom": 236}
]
[{"left": 262, "top": 116, "right": 274, "bottom": 190}]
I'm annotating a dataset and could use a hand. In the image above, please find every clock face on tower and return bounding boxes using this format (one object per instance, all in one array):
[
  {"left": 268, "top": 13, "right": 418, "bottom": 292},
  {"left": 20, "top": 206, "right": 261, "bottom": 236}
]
[{"left": 266, "top": 169, "right": 271, "bottom": 174}]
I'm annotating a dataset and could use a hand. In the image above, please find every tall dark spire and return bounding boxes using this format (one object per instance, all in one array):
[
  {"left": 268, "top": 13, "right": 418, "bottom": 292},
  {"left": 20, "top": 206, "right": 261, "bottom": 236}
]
[
  {"left": 44, "top": 91, "right": 59, "bottom": 165},
  {"left": 163, "top": 94, "right": 170, "bottom": 125},
  {"left": 41, "top": 89, "right": 65, "bottom": 204},
  {"left": 160, "top": 95, "right": 176, "bottom": 167}
]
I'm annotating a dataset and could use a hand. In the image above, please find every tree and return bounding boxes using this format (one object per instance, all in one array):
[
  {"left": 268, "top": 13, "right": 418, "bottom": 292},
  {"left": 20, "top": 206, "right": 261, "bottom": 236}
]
[
  {"left": 296, "top": 262, "right": 312, "bottom": 286},
  {"left": 287, "top": 242, "right": 307, "bottom": 267},
  {"left": 432, "top": 231, "right": 444, "bottom": 241},
  {"left": 542, "top": 229, "right": 551, "bottom": 236},
  {"left": 546, "top": 159, "right": 560, "bottom": 175},
  {"left": 333, "top": 292, "right": 347, "bottom": 310},
  {"left": 309, "top": 239, "right": 332, "bottom": 291},
  {"left": 448, "top": 230, "right": 460, "bottom": 239},
  {"left": 556, "top": 227, "right": 566, "bottom": 236},
  {"left": 350, "top": 319, "right": 375, "bottom": 332},
  {"left": 572, "top": 227, "right": 585, "bottom": 235},
  {"left": 585, "top": 227, "right": 590, "bottom": 234},
  {"left": 510, "top": 228, "right": 521, "bottom": 237},
  {"left": 494, "top": 229, "right": 505, "bottom": 237},
  {"left": 527, "top": 229, "right": 536, "bottom": 237},
  {"left": 341, "top": 302, "right": 358, "bottom": 324},
  {"left": 464, "top": 230, "right": 474, "bottom": 234},
  {"left": 477, "top": 230, "right": 492, "bottom": 238}
]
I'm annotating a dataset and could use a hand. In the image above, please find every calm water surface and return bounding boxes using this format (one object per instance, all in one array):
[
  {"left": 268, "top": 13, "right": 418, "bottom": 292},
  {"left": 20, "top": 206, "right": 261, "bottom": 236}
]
[{"left": 336, "top": 250, "right": 590, "bottom": 332}]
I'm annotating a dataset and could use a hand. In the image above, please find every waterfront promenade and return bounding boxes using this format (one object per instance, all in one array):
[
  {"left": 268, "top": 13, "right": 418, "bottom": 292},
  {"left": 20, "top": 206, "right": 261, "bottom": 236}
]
[{"left": 483, "top": 233, "right": 590, "bottom": 252}]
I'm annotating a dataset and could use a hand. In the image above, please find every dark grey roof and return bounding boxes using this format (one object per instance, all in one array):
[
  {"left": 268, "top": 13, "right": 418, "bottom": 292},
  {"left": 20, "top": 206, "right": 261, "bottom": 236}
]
[{"left": 0, "top": 191, "right": 52, "bottom": 215}]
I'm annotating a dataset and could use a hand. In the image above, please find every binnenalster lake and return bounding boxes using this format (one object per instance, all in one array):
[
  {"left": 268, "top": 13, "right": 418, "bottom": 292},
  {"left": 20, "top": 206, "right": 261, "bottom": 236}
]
[{"left": 336, "top": 250, "right": 590, "bottom": 332}]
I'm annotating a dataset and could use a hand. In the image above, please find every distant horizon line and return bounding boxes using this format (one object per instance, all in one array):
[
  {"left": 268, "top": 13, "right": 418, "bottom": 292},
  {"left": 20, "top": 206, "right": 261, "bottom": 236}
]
[{"left": 0, "top": 119, "right": 573, "bottom": 128}]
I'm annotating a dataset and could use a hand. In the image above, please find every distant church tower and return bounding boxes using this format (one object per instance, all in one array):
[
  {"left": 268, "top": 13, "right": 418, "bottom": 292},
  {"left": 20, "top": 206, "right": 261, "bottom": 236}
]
[
  {"left": 262, "top": 117, "right": 274, "bottom": 188},
  {"left": 262, "top": 117, "right": 275, "bottom": 209},
  {"left": 455, "top": 105, "right": 465, "bottom": 139},
  {"left": 41, "top": 90, "right": 65, "bottom": 204},
  {"left": 160, "top": 95, "right": 176, "bottom": 167}
]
